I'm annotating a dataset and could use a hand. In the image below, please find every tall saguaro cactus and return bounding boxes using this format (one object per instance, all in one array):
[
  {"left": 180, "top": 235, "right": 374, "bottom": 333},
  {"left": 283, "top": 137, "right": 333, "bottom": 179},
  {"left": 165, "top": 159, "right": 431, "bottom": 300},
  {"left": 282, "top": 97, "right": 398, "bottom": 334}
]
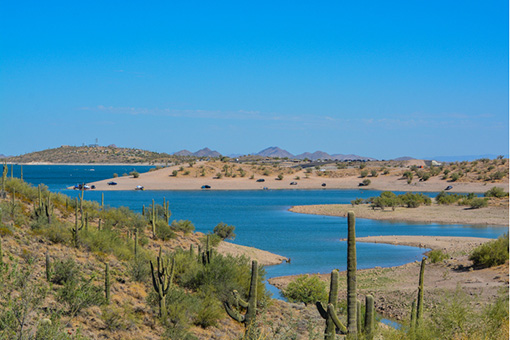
[
  {"left": 98, "top": 193, "right": 104, "bottom": 230},
  {"left": 150, "top": 199, "right": 156, "bottom": 238},
  {"left": 72, "top": 198, "right": 83, "bottom": 248},
  {"left": 163, "top": 197, "right": 171, "bottom": 224},
  {"left": 105, "top": 263, "right": 111, "bottom": 304},
  {"left": 316, "top": 270, "right": 347, "bottom": 340},
  {"left": 150, "top": 247, "right": 175, "bottom": 319},
  {"left": 45, "top": 252, "right": 51, "bottom": 282},
  {"left": 347, "top": 211, "right": 357, "bottom": 338},
  {"left": 415, "top": 257, "right": 426, "bottom": 325},
  {"left": 1, "top": 161, "right": 7, "bottom": 198},
  {"left": 224, "top": 260, "right": 259, "bottom": 339},
  {"left": 200, "top": 234, "right": 213, "bottom": 265}
]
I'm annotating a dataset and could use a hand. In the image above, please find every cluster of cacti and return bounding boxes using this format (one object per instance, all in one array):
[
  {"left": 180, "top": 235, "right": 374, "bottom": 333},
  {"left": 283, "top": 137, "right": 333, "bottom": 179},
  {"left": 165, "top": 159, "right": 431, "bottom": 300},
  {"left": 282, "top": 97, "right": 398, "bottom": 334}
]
[
  {"left": 316, "top": 270, "right": 346, "bottom": 339},
  {"left": 199, "top": 234, "right": 213, "bottom": 265},
  {"left": 150, "top": 247, "right": 175, "bottom": 319},
  {"left": 318, "top": 212, "right": 375, "bottom": 340},
  {"left": 224, "top": 260, "right": 259, "bottom": 339}
]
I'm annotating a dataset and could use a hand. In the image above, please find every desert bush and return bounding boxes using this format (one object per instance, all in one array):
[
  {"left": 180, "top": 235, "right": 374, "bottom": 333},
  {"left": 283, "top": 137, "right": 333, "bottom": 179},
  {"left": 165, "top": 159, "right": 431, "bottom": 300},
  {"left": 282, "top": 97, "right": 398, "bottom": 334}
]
[
  {"left": 51, "top": 257, "right": 80, "bottom": 285},
  {"left": 428, "top": 249, "right": 449, "bottom": 263},
  {"left": 129, "top": 171, "right": 140, "bottom": 178},
  {"left": 351, "top": 198, "right": 365, "bottom": 206},
  {"left": 370, "top": 170, "right": 378, "bottom": 177},
  {"left": 435, "top": 191, "right": 464, "bottom": 205},
  {"left": 113, "top": 173, "right": 118, "bottom": 178},
  {"left": 81, "top": 228, "right": 133, "bottom": 261},
  {"left": 362, "top": 179, "right": 371, "bottom": 186},
  {"left": 461, "top": 197, "right": 488, "bottom": 209},
  {"left": 57, "top": 276, "right": 104, "bottom": 316},
  {"left": 489, "top": 171, "right": 505, "bottom": 181},
  {"left": 360, "top": 170, "right": 368, "bottom": 178},
  {"left": 155, "top": 220, "right": 176, "bottom": 241},
  {"left": 469, "top": 233, "right": 509, "bottom": 268},
  {"left": 170, "top": 220, "right": 195, "bottom": 234},
  {"left": 172, "top": 170, "right": 178, "bottom": 177},
  {"left": 282, "top": 275, "right": 327, "bottom": 305},
  {"left": 399, "top": 192, "right": 431, "bottom": 208},
  {"left": 213, "top": 222, "right": 236, "bottom": 240},
  {"left": 420, "top": 173, "right": 431, "bottom": 181},
  {"left": 485, "top": 187, "right": 509, "bottom": 198}
]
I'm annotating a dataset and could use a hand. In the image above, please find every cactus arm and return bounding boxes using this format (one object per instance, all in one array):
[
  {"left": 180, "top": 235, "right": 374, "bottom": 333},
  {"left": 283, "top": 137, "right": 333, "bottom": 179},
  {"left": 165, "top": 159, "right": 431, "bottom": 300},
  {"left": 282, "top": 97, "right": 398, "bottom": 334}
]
[
  {"left": 224, "top": 302, "right": 245, "bottom": 323},
  {"left": 364, "top": 295, "right": 375, "bottom": 340},
  {"left": 150, "top": 260, "right": 160, "bottom": 294},
  {"left": 316, "top": 301, "right": 328, "bottom": 319},
  {"left": 327, "top": 303, "right": 347, "bottom": 334},
  {"left": 233, "top": 290, "right": 249, "bottom": 308}
]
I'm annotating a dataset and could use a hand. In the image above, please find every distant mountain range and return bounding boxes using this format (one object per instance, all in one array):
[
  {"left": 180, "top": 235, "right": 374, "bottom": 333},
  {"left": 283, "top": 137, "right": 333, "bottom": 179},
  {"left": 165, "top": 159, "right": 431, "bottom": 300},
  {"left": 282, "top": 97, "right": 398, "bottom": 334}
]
[
  {"left": 253, "top": 146, "right": 377, "bottom": 161},
  {"left": 172, "top": 146, "right": 377, "bottom": 160},
  {"left": 173, "top": 148, "right": 222, "bottom": 158}
]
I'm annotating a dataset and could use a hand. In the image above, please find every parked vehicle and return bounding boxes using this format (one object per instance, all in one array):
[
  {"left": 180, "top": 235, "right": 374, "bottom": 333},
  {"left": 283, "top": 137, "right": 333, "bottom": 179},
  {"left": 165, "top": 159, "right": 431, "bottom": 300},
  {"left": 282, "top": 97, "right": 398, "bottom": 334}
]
[
  {"left": 290, "top": 182, "right": 297, "bottom": 185},
  {"left": 135, "top": 185, "right": 144, "bottom": 190},
  {"left": 201, "top": 185, "right": 211, "bottom": 189},
  {"left": 256, "top": 179, "right": 265, "bottom": 182},
  {"left": 107, "top": 181, "right": 117, "bottom": 186}
]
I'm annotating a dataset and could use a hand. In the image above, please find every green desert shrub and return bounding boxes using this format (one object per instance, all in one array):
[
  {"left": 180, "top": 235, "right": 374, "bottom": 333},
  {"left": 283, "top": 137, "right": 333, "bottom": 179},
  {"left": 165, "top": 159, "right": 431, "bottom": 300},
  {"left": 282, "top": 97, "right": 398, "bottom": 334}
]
[
  {"left": 399, "top": 192, "right": 431, "bottom": 208},
  {"left": 460, "top": 197, "right": 488, "bottom": 209},
  {"left": 435, "top": 191, "right": 464, "bottom": 205},
  {"left": 213, "top": 222, "right": 236, "bottom": 240},
  {"left": 360, "top": 170, "right": 368, "bottom": 178},
  {"left": 155, "top": 220, "right": 175, "bottom": 241},
  {"left": 351, "top": 198, "right": 365, "bottom": 206},
  {"left": 170, "top": 219, "right": 195, "bottom": 234},
  {"left": 51, "top": 257, "right": 80, "bottom": 285},
  {"left": 57, "top": 275, "right": 104, "bottom": 316},
  {"left": 282, "top": 274, "right": 328, "bottom": 305},
  {"left": 428, "top": 249, "right": 449, "bottom": 263},
  {"left": 362, "top": 179, "right": 371, "bottom": 186},
  {"left": 129, "top": 171, "right": 140, "bottom": 178},
  {"left": 81, "top": 228, "right": 133, "bottom": 261},
  {"left": 469, "top": 234, "right": 509, "bottom": 268},
  {"left": 484, "top": 187, "right": 509, "bottom": 198}
]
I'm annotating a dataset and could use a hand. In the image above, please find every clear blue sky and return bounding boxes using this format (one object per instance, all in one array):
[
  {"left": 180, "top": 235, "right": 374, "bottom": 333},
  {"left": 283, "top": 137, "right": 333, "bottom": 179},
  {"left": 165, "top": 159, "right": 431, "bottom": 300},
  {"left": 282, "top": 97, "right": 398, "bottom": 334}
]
[{"left": 1, "top": 1, "right": 508, "bottom": 159}]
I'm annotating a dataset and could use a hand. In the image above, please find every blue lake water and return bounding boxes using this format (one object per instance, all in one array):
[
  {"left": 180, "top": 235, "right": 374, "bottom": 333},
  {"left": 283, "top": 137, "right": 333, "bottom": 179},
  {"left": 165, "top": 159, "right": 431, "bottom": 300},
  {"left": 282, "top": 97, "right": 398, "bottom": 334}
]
[{"left": 11, "top": 165, "right": 508, "bottom": 287}]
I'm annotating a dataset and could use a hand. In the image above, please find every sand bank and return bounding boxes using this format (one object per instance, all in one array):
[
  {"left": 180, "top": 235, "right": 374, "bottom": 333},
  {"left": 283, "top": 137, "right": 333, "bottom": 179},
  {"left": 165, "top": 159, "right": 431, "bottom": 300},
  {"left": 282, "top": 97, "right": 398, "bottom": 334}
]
[
  {"left": 289, "top": 203, "right": 509, "bottom": 226},
  {"left": 80, "top": 162, "right": 508, "bottom": 193}
]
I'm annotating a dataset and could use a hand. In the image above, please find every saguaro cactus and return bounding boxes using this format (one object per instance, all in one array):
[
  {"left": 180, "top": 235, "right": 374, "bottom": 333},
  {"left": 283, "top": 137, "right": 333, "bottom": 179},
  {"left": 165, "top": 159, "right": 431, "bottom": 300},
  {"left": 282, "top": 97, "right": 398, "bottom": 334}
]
[
  {"left": 364, "top": 295, "right": 375, "bottom": 340},
  {"left": 1, "top": 161, "right": 7, "bottom": 198},
  {"left": 72, "top": 198, "right": 83, "bottom": 248},
  {"left": 416, "top": 257, "right": 426, "bottom": 325},
  {"left": 163, "top": 197, "right": 171, "bottom": 224},
  {"left": 150, "top": 247, "right": 175, "bottom": 319},
  {"left": 150, "top": 199, "right": 156, "bottom": 238},
  {"left": 347, "top": 211, "right": 357, "bottom": 338},
  {"left": 45, "top": 252, "right": 51, "bottom": 282},
  {"left": 200, "top": 234, "right": 213, "bottom": 265},
  {"left": 98, "top": 193, "right": 104, "bottom": 230},
  {"left": 105, "top": 263, "right": 111, "bottom": 304},
  {"left": 316, "top": 270, "right": 347, "bottom": 340},
  {"left": 224, "top": 260, "right": 259, "bottom": 339}
]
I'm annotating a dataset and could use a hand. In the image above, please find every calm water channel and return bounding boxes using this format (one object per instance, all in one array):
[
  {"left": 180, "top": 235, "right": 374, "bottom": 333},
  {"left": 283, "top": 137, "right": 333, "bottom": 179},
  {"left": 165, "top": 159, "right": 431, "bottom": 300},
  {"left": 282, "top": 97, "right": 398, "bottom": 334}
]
[{"left": 10, "top": 165, "right": 507, "bottom": 297}]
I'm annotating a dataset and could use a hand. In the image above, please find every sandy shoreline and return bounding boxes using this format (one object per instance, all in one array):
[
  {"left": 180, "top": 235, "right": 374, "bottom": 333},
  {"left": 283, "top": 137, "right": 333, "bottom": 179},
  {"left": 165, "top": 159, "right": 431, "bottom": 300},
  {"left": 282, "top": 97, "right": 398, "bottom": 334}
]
[
  {"left": 289, "top": 202, "right": 509, "bottom": 226},
  {"left": 71, "top": 161, "right": 509, "bottom": 193}
]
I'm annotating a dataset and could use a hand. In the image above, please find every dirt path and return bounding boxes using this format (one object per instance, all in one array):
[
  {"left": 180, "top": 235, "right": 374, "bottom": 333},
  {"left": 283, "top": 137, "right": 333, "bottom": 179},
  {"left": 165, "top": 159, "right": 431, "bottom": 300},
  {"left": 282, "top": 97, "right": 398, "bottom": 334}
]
[
  {"left": 269, "top": 236, "right": 509, "bottom": 321},
  {"left": 289, "top": 203, "right": 509, "bottom": 226}
]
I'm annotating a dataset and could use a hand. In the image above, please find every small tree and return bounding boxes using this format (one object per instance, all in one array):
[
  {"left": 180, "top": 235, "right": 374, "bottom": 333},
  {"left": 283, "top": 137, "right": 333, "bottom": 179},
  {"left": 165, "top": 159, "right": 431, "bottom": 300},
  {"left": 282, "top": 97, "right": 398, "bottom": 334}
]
[{"left": 282, "top": 275, "right": 327, "bottom": 305}]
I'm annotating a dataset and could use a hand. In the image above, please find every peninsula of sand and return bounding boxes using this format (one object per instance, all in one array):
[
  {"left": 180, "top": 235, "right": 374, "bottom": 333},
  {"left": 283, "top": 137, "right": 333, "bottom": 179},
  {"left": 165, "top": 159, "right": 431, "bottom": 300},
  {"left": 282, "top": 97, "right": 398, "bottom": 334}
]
[
  {"left": 81, "top": 160, "right": 509, "bottom": 193},
  {"left": 289, "top": 202, "right": 509, "bottom": 226}
]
